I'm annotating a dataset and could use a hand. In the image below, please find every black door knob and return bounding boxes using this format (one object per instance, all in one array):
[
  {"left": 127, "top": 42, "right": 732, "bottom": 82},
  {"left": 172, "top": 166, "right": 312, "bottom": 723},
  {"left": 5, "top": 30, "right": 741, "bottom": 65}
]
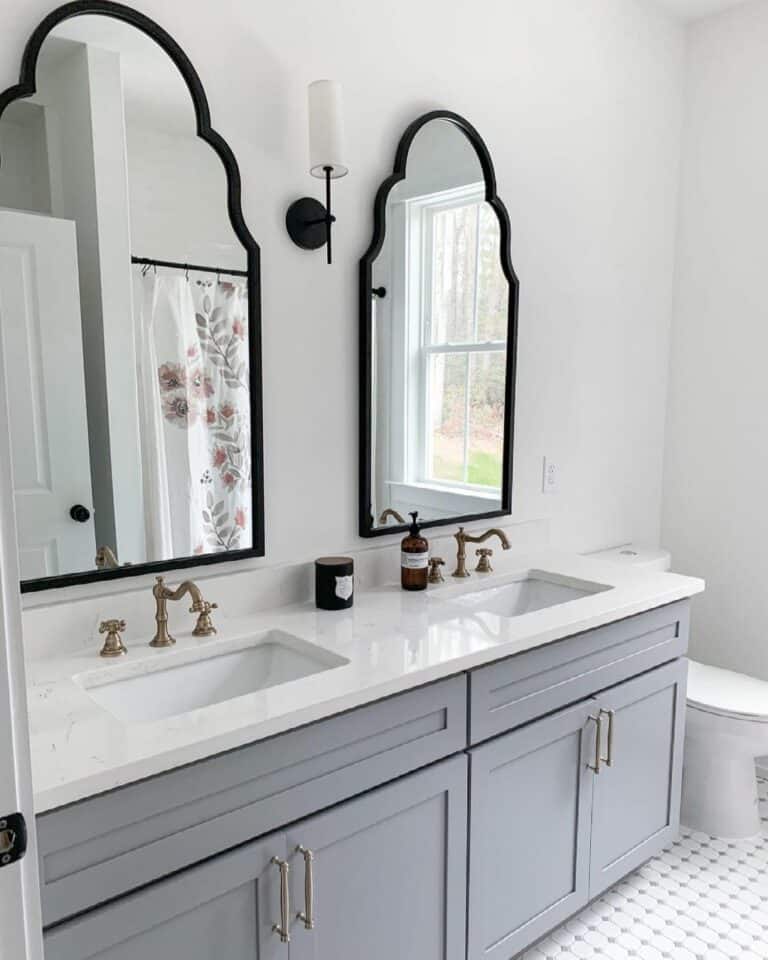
[{"left": 69, "top": 504, "right": 91, "bottom": 523}]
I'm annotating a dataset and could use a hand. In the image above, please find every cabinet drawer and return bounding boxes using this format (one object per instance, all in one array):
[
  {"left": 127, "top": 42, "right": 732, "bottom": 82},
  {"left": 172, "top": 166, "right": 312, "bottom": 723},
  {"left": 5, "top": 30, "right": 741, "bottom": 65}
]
[
  {"left": 38, "top": 674, "right": 467, "bottom": 927},
  {"left": 469, "top": 601, "right": 689, "bottom": 744}
]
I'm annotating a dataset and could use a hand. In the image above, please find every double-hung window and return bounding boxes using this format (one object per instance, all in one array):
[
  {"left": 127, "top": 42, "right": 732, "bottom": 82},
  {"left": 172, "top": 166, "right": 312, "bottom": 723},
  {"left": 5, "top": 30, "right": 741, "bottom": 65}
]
[{"left": 402, "top": 183, "right": 508, "bottom": 496}]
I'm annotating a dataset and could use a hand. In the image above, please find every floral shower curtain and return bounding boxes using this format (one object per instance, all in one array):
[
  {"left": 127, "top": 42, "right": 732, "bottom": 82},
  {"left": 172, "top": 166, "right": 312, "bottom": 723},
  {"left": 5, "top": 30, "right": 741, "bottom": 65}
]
[{"left": 133, "top": 268, "right": 251, "bottom": 560}]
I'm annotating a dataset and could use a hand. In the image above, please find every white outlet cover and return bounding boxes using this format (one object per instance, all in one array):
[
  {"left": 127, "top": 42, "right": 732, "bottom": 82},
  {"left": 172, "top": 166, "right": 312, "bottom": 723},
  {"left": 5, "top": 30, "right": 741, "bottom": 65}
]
[{"left": 543, "top": 457, "right": 558, "bottom": 494}]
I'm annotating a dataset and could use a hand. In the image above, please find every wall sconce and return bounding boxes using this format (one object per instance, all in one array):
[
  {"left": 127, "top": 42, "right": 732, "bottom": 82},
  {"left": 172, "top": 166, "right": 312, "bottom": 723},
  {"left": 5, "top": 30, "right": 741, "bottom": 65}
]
[{"left": 286, "top": 80, "right": 348, "bottom": 265}]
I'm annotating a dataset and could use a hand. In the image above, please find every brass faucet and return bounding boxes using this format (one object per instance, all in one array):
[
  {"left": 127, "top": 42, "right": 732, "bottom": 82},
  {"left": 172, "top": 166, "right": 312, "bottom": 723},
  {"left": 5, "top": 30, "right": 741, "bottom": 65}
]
[
  {"left": 452, "top": 527, "right": 511, "bottom": 578},
  {"left": 378, "top": 507, "right": 406, "bottom": 525},
  {"left": 150, "top": 576, "right": 218, "bottom": 647},
  {"left": 95, "top": 545, "right": 120, "bottom": 569}
]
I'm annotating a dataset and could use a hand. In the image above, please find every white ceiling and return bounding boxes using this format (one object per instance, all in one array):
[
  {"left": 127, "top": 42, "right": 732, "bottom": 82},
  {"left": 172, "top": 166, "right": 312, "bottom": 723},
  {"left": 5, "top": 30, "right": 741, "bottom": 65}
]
[{"left": 651, "top": 0, "right": 751, "bottom": 21}]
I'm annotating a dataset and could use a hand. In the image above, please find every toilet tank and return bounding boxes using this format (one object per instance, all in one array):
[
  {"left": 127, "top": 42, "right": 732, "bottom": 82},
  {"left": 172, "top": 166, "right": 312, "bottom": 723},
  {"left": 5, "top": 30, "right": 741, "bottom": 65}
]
[{"left": 585, "top": 544, "right": 672, "bottom": 573}]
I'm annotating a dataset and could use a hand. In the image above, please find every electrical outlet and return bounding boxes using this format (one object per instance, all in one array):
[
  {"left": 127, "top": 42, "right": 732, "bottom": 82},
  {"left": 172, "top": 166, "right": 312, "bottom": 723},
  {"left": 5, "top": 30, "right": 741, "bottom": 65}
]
[{"left": 542, "top": 457, "right": 559, "bottom": 494}]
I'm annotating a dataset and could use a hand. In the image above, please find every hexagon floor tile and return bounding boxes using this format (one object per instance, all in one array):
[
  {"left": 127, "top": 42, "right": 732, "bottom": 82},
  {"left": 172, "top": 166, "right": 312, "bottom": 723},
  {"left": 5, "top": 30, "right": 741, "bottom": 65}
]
[{"left": 523, "top": 779, "right": 768, "bottom": 960}]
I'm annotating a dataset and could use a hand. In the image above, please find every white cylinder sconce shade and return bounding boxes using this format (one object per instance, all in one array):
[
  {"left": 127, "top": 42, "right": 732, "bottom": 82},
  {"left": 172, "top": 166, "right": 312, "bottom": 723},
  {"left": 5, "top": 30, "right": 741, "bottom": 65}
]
[{"left": 308, "top": 79, "right": 348, "bottom": 179}]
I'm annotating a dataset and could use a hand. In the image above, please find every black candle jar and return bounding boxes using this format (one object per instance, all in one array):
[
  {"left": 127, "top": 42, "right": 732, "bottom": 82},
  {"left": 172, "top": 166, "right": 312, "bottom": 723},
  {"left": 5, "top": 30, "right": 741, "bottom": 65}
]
[{"left": 315, "top": 556, "right": 354, "bottom": 610}]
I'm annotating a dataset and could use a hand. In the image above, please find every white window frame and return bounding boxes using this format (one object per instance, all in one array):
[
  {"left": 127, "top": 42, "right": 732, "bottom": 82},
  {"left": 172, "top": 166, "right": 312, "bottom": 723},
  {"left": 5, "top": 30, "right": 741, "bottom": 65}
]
[{"left": 405, "top": 182, "right": 506, "bottom": 496}]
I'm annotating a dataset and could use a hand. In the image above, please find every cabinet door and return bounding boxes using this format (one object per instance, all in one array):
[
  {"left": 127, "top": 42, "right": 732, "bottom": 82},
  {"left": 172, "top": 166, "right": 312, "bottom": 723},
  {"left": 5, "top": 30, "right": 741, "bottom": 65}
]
[
  {"left": 43, "top": 833, "right": 288, "bottom": 960},
  {"left": 467, "top": 699, "right": 596, "bottom": 960},
  {"left": 589, "top": 658, "right": 687, "bottom": 896},
  {"left": 286, "top": 755, "right": 468, "bottom": 960}
]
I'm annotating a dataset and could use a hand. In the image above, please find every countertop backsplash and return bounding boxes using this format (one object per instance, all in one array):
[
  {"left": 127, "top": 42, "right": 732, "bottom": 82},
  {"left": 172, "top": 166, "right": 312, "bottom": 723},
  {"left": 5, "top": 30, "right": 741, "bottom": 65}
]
[{"left": 21, "top": 518, "right": 550, "bottom": 661}]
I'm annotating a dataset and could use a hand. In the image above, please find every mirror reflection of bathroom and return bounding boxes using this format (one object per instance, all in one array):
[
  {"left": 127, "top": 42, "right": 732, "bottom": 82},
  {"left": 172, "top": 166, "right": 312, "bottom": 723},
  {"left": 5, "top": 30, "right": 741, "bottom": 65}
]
[
  {"left": 368, "top": 118, "right": 512, "bottom": 532},
  {"left": 6, "top": 2, "right": 768, "bottom": 960},
  {"left": 0, "top": 15, "right": 255, "bottom": 585}
]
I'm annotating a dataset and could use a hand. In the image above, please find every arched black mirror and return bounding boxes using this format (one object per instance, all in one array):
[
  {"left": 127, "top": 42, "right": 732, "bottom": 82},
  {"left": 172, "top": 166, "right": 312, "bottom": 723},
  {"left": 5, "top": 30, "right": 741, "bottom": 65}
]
[
  {"left": 359, "top": 110, "right": 518, "bottom": 537},
  {"left": 0, "top": 2, "right": 264, "bottom": 591}
]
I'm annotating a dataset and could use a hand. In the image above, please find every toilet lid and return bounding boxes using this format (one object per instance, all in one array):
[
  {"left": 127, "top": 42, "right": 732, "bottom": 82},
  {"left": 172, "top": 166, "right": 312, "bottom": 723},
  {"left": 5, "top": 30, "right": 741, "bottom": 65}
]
[{"left": 688, "top": 660, "right": 768, "bottom": 721}]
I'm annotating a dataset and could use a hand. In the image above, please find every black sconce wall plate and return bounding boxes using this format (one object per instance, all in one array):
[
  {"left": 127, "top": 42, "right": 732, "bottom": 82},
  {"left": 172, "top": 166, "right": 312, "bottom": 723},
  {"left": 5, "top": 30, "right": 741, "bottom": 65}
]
[
  {"left": 286, "top": 165, "right": 337, "bottom": 264},
  {"left": 286, "top": 197, "right": 330, "bottom": 251}
]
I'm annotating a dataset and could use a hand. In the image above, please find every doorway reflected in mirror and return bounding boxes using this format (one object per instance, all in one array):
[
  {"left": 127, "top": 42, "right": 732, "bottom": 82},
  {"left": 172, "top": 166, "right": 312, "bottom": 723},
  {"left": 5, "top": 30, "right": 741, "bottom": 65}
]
[{"left": 0, "top": 6, "right": 263, "bottom": 590}]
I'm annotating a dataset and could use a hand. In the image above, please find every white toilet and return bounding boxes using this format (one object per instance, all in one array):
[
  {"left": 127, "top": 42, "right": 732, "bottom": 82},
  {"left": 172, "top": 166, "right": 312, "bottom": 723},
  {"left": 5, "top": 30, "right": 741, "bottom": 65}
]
[
  {"left": 588, "top": 543, "right": 768, "bottom": 840},
  {"left": 682, "top": 661, "right": 768, "bottom": 838}
]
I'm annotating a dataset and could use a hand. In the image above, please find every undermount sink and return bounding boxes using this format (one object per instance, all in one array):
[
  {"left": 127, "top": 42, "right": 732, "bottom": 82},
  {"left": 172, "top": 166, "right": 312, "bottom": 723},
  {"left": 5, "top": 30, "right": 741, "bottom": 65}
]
[
  {"left": 76, "top": 631, "right": 349, "bottom": 724},
  {"left": 449, "top": 571, "right": 611, "bottom": 618}
]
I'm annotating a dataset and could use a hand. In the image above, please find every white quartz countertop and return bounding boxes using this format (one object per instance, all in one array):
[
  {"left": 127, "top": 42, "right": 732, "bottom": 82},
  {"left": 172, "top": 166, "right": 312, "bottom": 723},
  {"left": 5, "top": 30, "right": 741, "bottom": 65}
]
[{"left": 26, "top": 551, "right": 704, "bottom": 813}]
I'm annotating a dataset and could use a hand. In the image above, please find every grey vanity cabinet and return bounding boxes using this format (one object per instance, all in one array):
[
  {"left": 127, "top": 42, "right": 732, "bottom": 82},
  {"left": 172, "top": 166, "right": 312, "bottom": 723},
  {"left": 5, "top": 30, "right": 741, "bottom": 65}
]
[
  {"left": 467, "top": 657, "right": 688, "bottom": 960},
  {"left": 588, "top": 657, "right": 687, "bottom": 896},
  {"left": 43, "top": 755, "right": 468, "bottom": 960},
  {"left": 39, "top": 604, "right": 691, "bottom": 960},
  {"left": 467, "top": 699, "right": 596, "bottom": 960},
  {"left": 43, "top": 832, "right": 287, "bottom": 960},
  {"left": 286, "top": 754, "right": 468, "bottom": 960}
]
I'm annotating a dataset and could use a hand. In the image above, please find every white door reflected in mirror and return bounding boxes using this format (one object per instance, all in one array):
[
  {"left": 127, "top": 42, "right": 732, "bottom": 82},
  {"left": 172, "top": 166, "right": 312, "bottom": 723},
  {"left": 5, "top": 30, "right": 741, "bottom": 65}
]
[{"left": 0, "top": 210, "right": 96, "bottom": 579}]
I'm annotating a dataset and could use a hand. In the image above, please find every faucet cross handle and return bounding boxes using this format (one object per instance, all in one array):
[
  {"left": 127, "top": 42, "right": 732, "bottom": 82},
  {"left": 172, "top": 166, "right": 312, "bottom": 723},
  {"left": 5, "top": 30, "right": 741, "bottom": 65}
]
[
  {"left": 192, "top": 599, "right": 218, "bottom": 637},
  {"left": 475, "top": 548, "right": 494, "bottom": 574},
  {"left": 428, "top": 557, "right": 445, "bottom": 584},
  {"left": 99, "top": 619, "right": 128, "bottom": 658}
]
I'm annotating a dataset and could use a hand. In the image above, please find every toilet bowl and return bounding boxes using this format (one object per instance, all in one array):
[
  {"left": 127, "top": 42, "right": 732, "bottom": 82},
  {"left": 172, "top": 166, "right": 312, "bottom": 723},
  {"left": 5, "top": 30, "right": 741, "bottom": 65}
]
[
  {"left": 585, "top": 544, "right": 768, "bottom": 839},
  {"left": 682, "top": 660, "right": 768, "bottom": 839}
]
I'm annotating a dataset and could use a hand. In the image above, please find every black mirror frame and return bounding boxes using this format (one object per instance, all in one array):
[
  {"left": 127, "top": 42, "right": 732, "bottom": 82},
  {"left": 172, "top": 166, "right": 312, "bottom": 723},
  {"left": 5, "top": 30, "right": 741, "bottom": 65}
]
[
  {"left": 359, "top": 109, "right": 519, "bottom": 539},
  {"left": 0, "top": 0, "right": 265, "bottom": 592}
]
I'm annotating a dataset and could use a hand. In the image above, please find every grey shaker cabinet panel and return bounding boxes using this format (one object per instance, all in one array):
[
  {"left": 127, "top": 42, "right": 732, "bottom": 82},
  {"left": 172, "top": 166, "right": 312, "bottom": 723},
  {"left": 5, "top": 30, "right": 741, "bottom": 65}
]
[
  {"left": 467, "top": 699, "right": 597, "bottom": 960},
  {"left": 588, "top": 657, "right": 687, "bottom": 896},
  {"left": 38, "top": 674, "right": 466, "bottom": 926},
  {"left": 467, "top": 659, "right": 688, "bottom": 960},
  {"left": 287, "top": 755, "right": 468, "bottom": 960},
  {"left": 43, "top": 832, "right": 287, "bottom": 960},
  {"left": 469, "top": 601, "right": 689, "bottom": 744},
  {"left": 44, "top": 758, "right": 468, "bottom": 960}
]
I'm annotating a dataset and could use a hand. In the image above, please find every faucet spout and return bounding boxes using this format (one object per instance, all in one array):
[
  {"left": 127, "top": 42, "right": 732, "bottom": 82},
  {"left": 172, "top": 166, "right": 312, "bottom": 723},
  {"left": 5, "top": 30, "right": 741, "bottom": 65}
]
[
  {"left": 378, "top": 507, "right": 406, "bottom": 526},
  {"left": 452, "top": 527, "right": 511, "bottom": 578},
  {"left": 150, "top": 577, "right": 218, "bottom": 647},
  {"left": 165, "top": 579, "right": 205, "bottom": 609}
]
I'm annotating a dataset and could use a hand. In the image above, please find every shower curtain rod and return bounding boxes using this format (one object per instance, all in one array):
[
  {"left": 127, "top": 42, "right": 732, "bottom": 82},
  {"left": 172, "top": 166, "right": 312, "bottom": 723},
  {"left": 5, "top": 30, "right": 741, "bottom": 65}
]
[{"left": 131, "top": 256, "right": 248, "bottom": 278}]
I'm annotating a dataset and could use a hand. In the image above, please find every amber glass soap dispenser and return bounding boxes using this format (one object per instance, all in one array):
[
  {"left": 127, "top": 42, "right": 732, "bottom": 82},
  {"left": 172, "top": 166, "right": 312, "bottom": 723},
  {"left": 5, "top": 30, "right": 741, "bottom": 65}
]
[{"left": 401, "top": 511, "right": 429, "bottom": 591}]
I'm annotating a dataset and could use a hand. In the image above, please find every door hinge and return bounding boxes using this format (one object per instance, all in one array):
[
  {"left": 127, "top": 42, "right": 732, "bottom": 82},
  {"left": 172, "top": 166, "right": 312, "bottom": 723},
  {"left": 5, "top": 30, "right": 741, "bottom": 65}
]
[{"left": 0, "top": 813, "right": 27, "bottom": 867}]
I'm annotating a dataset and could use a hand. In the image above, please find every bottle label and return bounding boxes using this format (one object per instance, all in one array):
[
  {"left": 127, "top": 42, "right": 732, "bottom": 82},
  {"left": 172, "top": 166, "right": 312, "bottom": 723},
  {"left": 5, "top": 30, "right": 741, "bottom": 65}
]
[{"left": 401, "top": 552, "right": 428, "bottom": 570}]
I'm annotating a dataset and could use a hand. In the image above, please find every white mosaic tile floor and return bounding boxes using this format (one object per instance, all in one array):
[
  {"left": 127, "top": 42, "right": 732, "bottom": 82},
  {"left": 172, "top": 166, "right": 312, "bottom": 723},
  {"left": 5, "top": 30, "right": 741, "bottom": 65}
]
[{"left": 525, "top": 779, "right": 768, "bottom": 960}]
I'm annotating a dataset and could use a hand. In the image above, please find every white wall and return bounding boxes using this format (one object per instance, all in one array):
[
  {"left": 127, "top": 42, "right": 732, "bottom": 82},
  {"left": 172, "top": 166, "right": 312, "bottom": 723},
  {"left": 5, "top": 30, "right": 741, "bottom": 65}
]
[
  {"left": 0, "top": 0, "right": 685, "bottom": 605},
  {"left": 36, "top": 40, "right": 146, "bottom": 564},
  {"left": 86, "top": 43, "right": 146, "bottom": 565},
  {"left": 0, "top": 102, "right": 51, "bottom": 214},
  {"left": 36, "top": 41, "right": 119, "bottom": 554},
  {"left": 662, "top": 0, "right": 768, "bottom": 677},
  {"left": 126, "top": 123, "right": 245, "bottom": 270}
]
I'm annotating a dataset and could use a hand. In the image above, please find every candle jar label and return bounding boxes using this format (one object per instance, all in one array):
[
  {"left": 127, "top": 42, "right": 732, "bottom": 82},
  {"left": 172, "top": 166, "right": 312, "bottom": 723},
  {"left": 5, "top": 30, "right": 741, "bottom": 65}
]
[{"left": 335, "top": 575, "right": 354, "bottom": 600}]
